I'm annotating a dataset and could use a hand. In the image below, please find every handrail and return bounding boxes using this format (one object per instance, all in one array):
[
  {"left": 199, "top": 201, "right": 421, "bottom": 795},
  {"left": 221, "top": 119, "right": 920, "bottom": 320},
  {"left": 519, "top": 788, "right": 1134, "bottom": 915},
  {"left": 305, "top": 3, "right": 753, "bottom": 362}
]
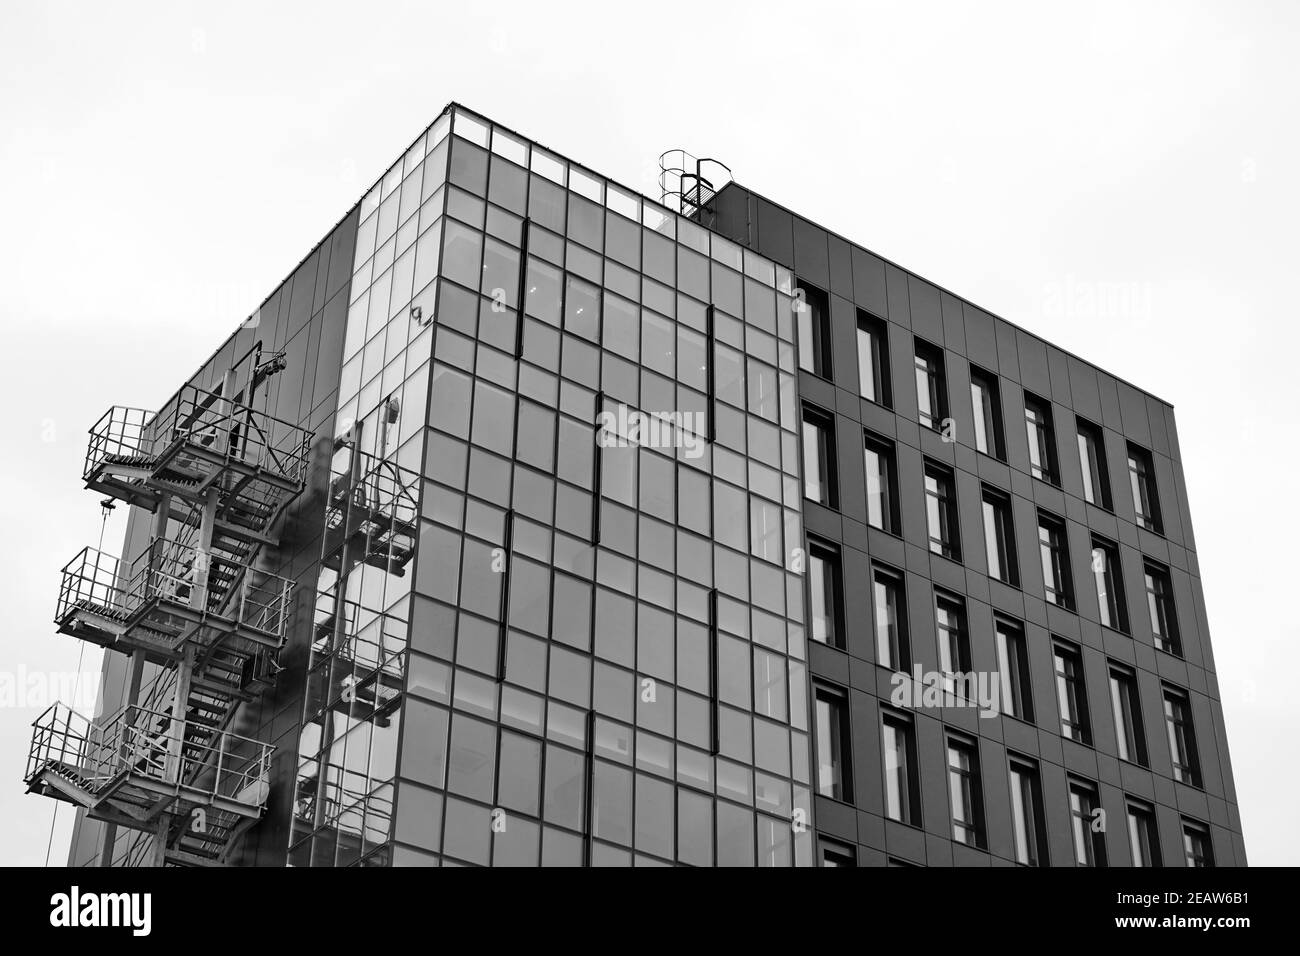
[
  {"left": 58, "top": 540, "right": 295, "bottom": 644},
  {"left": 29, "top": 702, "right": 274, "bottom": 808},
  {"left": 85, "top": 388, "right": 314, "bottom": 487}
]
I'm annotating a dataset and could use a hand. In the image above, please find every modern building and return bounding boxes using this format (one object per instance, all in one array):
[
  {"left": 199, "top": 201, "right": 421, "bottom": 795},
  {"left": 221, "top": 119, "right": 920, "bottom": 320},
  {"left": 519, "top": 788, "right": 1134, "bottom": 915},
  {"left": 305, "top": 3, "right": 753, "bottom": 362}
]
[{"left": 28, "top": 102, "right": 1244, "bottom": 867}]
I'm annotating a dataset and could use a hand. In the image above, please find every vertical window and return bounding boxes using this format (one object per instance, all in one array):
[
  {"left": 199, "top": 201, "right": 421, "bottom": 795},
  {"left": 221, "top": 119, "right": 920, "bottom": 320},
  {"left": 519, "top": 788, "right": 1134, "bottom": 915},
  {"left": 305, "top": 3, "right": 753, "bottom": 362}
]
[
  {"left": 913, "top": 340, "right": 949, "bottom": 432},
  {"left": 1068, "top": 778, "right": 1107, "bottom": 866},
  {"left": 995, "top": 617, "right": 1033, "bottom": 721},
  {"left": 857, "top": 311, "right": 890, "bottom": 405},
  {"left": 1127, "top": 801, "right": 1161, "bottom": 867},
  {"left": 1127, "top": 443, "right": 1163, "bottom": 534},
  {"left": 1038, "top": 511, "right": 1074, "bottom": 610},
  {"left": 981, "top": 485, "right": 1018, "bottom": 586},
  {"left": 969, "top": 366, "right": 1005, "bottom": 460},
  {"left": 1076, "top": 417, "right": 1112, "bottom": 509},
  {"left": 872, "top": 564, "right": 909, "bottom": 670},
  {"left": 863, "top": 431, "right": 899, "bottom": 533},
  {"left": 936, "top": 594, "right": 971, "bottom": 693},
  {"left": 1090, "top": 536, "right": 1129, "bottom": 633},
  {"left": 807, "top": 540, "right": 844, "bottom": 649},
  {"left": 1163, "top": 686, "right": 1201, "bottom": 787},
  {"left": 1053, "top": 641, "right": 1091, "bottom": 745},
  {"left": 1144, "top": 560, "right": 1181, "bottom": 656},
  {"left": 796, "top": 281, "right": 831, "bottom": 378},
  {"left": 802, "top": 406, "right": 836, "bottom": 507},
  {"left": 1008, "top": 757, "right": 1046, "bottom": 866},
  {"left": 1182, "top": 819, "right": 1214, "bottom": 867},
  {"left": 924, "top": 461, "right": 961, "bottom": 561},
  {"left": 1108, "top": 664, "right": 1148, "bottom": 766},
  {"left": 946, "top": 735, "right": 984, "bottom": 848},
  {"left": 1024, "top": 392, "right": 1059, "bottom": 485},
  {"left": 820, "top": 838, "right": 857, "bottom": 867},
  {"left": 882, "top": 712, "right": 920, "bottom": 825},
  {"left": 814, "top": 684, "right": 852, "bottom": 802}
]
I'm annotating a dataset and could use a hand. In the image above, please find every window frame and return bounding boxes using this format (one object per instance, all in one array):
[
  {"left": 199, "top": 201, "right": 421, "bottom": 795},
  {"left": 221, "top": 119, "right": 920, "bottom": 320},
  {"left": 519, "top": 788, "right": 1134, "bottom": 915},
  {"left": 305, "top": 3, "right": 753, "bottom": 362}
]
[
  {"left": 981, "top": 484, "right": 1019, "bottom": 586},
  {"left": 924, "top": 459, "right": 961, "bottom": 561},
  {"left": 913, "top": 338, "right": 949, "bottom": 433},
  {"left": 1053, "top": 640, "right": 1092, "bottom": 745},
  {"left": 814, "top": 682, "right": 853, "bottom": 803},
  {"left": 1163, "top": 685, "right": 1202, "bottom": 788},
  {"left": 1090, "top": 534, "right": 1129, "bottom": 633},
  {"left": 1144, "top": 559, "right": 1181, "bottom": 656},
  {"left": 801, "top": 403, "right": 837, "bottom": 508},
  {"left": 1067, "top": 777, "right": 1107, "bottom": 867},
  {"left": 995, "top": 616, "right": 1034, "bottom": 722},
  {"left": 1023, "top": 391, "right": 1060, "bottom": 485},
  {"left": 1008, "top": 755, "right": 1047, "bottom": 866},
  {"left": 796, "top": 280, "right": 832, "bottom": 379},
  {"left": 856, "top": 310, "right": 891, "bottom": 407},
  {"left": 1126, "top": 800, "right": 1161, "bottom": 867},
  {"left": 1037, "top": 510, "right": 1074, "bottom": 610},
  {"left": 863, "top": 429, "right": 900, "bottom": 535},
  {"left": 807, "top": 537, "right": 845, "bottom": 650},
  {"left": 946, "top": 733, "right": 985, "bottom": 849},
  {"left": 1127, "top": 442, "right": 1163, "bottom": 534},
  {"left": 882, "top": 709, "right": 921, "bottom": 826},
  {"left": 872, "top": 563, "right": 910, "bottom": 671},
  {"left": 1076, "top": 416, "right": 1113, "bottom": 510},
  {"left": 969, "top": 365, "right": 1006, "bottom": 460},
  {"left": 1108, "top": 663, "right": 1148, "bottom": 767}
]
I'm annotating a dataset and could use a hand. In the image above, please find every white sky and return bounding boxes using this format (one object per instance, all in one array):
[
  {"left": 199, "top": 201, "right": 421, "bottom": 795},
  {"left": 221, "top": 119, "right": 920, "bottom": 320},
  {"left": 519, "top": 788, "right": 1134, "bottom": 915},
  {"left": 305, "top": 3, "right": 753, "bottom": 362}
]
[{"left": 1, "top": 0, "right": 1295, "bottom": 865}]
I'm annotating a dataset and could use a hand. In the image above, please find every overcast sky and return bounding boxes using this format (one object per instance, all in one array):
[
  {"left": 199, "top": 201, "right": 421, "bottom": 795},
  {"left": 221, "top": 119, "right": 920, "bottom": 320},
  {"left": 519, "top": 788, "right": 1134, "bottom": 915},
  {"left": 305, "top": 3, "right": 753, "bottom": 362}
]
[{"left": 1, "top": 0, "right": 1294, "bottom": 865}]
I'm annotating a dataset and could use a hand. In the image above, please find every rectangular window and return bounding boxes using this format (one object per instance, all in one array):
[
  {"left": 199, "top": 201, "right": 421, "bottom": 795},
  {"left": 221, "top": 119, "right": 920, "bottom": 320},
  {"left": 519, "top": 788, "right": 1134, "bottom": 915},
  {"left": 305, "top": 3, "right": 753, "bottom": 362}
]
[
  {"left": 995, "top": 616, "right": 1033, "bottom": 721},
  {"left": 814, "top": 684, "right": 852, "bottom": 802},
  {"left": 882, "top": 711, "right": 920, "bottom": 825},
  {"left": 873, "top": 564, "right": 909, "bottom": 671},
  {"left": 1024, "top": 392, "right": 1059, "bottom": 485},
  {"left": 924, "top": 461, "right": 961, "bottom": 561},
  {"left": 981, "top": 485, "right": 1018, "bottom": 586},
  {"left": 1068, "top": 778, "right": 1107, "bottom": 866},
  {"left": 1076, "top": 417, "right": 1112, "bottom": 509},
  {"left": 863, "top": 431, "right": 899, "bottom": 534},
  {"left": 1127, "top": 443, "right": 1163, "bottom": 534},
  {"left": 1163, "top": 686, "right": 1201, "bottom": 787},
  {"left": 1127, "top": 801, "right": 1161, "bottom": 867},
  {"left": 969, "top": 366, "right": 1006, "bottom": 460},
  {"left": 1008, "top": 757, "right": 1046, "bottom": 866},
  {"left": 796, "top": 281, "right": 831, "bottom": 378},
  {"left": 1038, "top": 511, "right": 1074, "bottom": 610},
  {"left": 913, "top": 339, "right": 948, "bottom": 432},
  {"left": 1109, "top": 664, "right": 1148, "bottom": 766},
  {"left": 1182, "top": 819, "right": 1214, "bottom": 867},
  {"left": 857, "top": 311, "right": 890, "bottom": 406},
  {"left": 947, "top": 735, "right": 985, "bottom": 848},
  {"left": 1053, "top": 641, "right": 1091, "bottom": 745},
  {"left": 807, "top": 540, "right": 844, "bottom": 649},
  {"left": 936, "top": 593, "right": 971, "bottom": 695},
  {"left": 1090, "top": 535, "right": 1129, "bottom": 633},
  {"left": 1144, "top": 560, "right": 1181, "bottom": 656},
  {"left": 820, "top": 838, "right": 857, "bottom": 867},
  {"left": 802, "top": 405, "right": 836, "bottom": 507}
]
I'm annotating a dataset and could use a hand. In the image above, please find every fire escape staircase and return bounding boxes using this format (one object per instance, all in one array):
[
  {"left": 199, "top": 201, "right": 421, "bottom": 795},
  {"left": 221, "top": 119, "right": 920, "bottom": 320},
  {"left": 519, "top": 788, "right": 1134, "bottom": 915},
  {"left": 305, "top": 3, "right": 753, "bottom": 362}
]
[{"left": 27, "top": 355, "right": 313, "bottom": 866}]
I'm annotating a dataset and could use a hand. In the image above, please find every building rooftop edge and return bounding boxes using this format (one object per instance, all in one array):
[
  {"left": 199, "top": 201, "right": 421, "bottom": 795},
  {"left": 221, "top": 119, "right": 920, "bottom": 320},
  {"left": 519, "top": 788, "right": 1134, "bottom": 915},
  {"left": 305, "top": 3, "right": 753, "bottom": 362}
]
[{"left": 711, "top": 180, "right": 1176, "bottom": 411}]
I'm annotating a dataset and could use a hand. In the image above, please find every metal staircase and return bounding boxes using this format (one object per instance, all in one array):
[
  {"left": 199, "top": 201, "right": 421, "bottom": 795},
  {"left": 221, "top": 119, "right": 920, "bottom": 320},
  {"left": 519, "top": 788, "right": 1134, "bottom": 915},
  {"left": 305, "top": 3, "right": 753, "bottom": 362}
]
[{"left": 27, "top": 345, "right": 312, "bottom": 866}]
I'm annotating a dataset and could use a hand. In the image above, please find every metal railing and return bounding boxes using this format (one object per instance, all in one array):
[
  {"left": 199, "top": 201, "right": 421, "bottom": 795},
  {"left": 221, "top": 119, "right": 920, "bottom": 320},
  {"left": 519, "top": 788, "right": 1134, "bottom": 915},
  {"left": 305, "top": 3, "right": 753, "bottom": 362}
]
[
  {"left": 154, "top": 384, "right": 313, "bottom": 486},
  {"left": 57, "top": 539, "right": 295, "bottom": 645},
  {"left": 84, "top": 405, "right": 156, "bottom": 482},
  {"left": 28, "top": 702, "right": 274, "bottom": 809},
  {"left": 84, "top": 386, "right": 313, "bottom": 489}
]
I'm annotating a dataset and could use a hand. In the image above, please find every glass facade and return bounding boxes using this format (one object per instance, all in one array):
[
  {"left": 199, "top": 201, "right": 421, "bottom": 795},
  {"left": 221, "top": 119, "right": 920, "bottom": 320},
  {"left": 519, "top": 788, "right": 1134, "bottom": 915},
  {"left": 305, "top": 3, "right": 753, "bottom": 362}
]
[{"left": 294, "top": 106, "right": 816, "bottom": 867}]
